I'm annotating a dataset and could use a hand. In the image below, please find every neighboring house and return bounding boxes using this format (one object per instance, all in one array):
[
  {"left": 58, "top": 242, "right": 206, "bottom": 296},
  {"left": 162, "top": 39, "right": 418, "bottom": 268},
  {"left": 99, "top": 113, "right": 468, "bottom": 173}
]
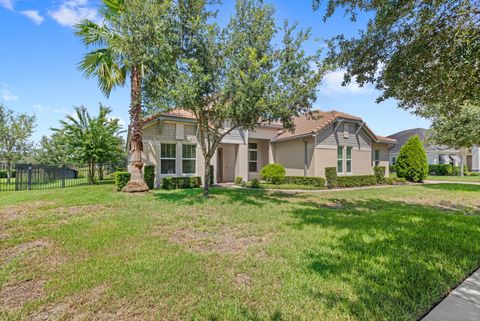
[
  {"left": 130, "top": 109, "right": 396, "bottom": 187},
  {"left": 387, "top": 128, "right": 477, "bottom": 170}
]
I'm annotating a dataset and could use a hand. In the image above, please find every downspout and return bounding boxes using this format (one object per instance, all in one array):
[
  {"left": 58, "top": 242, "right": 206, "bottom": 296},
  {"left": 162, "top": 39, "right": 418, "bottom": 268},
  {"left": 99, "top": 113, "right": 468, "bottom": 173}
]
[{"left": 304, "top": 140, "right": 308, "bottom": 177}]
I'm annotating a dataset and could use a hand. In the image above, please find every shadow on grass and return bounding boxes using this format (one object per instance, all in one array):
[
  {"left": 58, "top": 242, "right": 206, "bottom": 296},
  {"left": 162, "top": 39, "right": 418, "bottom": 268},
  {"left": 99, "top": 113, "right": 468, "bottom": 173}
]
[
  {"left": 422, "top": 183, "right": 480, "bottom": 192},
  {"left": 150, "top": 187, "right": 292, "bottom": 207},
  {"left": 290, "top": 198, "right": 480, "bottom": 320}
]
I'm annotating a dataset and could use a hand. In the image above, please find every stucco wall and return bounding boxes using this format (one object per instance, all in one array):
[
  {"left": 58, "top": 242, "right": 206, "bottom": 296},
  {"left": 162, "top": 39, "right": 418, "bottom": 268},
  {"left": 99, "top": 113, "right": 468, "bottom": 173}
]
[
  {"left": 316, "top": 122, "right": 372, "bottom": 151},
  {"left": 273, "top": 137, "right": 315, "bottom": 177},
  {"left": 372, "top": 143, "right": 390, "bottom": 176}
]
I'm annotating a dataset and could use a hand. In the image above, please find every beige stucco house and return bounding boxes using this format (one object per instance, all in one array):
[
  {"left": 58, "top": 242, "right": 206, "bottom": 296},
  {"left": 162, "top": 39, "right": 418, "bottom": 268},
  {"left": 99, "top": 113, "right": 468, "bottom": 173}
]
[{"left": 132, "top": 109, "right": 396, "bottom": 187}]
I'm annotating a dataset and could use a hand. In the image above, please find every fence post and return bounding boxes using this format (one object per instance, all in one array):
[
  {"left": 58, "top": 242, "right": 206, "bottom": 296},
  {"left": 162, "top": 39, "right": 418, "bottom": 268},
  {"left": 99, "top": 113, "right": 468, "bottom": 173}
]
[
  {"left": 62, "top": 165, "right": 66, "bottom": 188},
  {"left": 27, "top": 164, "right": 32, "bottom": 190}
]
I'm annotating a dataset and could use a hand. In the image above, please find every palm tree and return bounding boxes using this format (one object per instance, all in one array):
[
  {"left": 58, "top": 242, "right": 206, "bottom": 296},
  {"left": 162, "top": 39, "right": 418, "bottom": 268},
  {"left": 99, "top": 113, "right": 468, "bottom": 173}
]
[{"left": 75, "top": 0, "right": 149, "bottom": 192}]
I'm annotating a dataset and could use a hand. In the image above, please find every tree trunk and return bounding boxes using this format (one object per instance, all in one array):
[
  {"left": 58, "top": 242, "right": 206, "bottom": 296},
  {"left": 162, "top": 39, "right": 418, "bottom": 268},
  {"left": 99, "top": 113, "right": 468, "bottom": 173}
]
[
  {"left": 98, "top": 163, "right": 104, "bottom": 181},
  {"left": 123, "top": 65, "right": 149, "bottom": 193},
  {"left": 460, "top": 151, "right": 465, "bottom": 177},
  {"left": 88, "top": 161, "right": 95, "bottom": 185},
  {"left": 203, "top": 159, "right": 211, "bottom": 197}
]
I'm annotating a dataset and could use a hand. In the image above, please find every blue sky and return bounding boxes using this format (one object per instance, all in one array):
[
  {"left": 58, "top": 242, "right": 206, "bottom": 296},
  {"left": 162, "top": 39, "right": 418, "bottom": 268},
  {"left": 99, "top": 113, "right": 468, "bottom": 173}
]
[{"left": 0, "top": 0, "right": 430, "bottom": 142}]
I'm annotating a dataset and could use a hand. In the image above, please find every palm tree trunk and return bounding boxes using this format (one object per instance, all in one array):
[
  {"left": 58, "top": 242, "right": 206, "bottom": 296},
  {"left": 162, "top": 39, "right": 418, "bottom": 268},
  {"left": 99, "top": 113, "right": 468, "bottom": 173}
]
[{"left": 123, "top": 64, "right": 149, "bottom": 192}]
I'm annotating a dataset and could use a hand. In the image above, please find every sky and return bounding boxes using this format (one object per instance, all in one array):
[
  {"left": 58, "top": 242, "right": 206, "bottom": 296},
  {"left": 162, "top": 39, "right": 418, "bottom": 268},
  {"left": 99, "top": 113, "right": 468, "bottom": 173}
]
[{"left": 0, "top": 0, "right": 430, "bottom": 143}]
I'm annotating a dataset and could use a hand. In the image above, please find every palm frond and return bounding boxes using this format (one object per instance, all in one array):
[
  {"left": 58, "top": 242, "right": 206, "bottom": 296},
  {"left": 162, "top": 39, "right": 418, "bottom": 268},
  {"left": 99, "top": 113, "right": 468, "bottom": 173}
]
[{"left": 75, "top": 19, "right": 115, "bottom": 47}]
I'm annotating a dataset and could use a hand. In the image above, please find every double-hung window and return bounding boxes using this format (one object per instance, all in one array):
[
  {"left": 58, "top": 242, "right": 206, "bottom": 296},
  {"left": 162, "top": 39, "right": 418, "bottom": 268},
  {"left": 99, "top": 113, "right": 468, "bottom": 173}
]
[
  {"left": 346, "top": 147, "right": 352, "bottom": 173},
  {"left": 248, "top": 143, "right": 258, "bottom": 172},
  {"left": 182, "top": 144, "right": 196, "bottom": 174},
  {"left": 337, "top": 146, "right": 343, "bottom": 174},
  {"left": 161, "top": 143, "right": 176, "bottom": 174},
  {"left": 374, "top": 149, "right": 380, "bottom": 166}
]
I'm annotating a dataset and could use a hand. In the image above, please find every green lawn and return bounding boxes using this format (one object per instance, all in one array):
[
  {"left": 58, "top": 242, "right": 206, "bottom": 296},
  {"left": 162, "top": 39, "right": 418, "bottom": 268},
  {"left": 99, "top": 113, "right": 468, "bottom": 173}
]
[
  {"left": 427, "top": 175, "right": 480, "bottom": 182},
  {"left": 259, "top": 182, "right": 325, "bottom": 190},
  {"left": 1, "top": 184, "right": 480, "bottom": 320}
]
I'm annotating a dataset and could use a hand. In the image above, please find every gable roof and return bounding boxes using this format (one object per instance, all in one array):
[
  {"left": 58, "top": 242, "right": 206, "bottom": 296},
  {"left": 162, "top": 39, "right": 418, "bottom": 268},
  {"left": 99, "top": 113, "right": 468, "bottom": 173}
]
[
  {"left": 388, "top": 128, "right": 429, "bottom": 153},
  {"left": 273, "top": 110, "right": 394, "bottom": 144}
]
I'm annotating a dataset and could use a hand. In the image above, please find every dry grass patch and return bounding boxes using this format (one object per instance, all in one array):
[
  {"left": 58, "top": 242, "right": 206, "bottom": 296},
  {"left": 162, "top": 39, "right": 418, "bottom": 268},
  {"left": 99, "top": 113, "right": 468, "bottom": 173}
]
[
  {"left": 0, "top": 239, "right": 52, "bottom": 265},
  {"left": 0, "top": 201, "right": 55, "bottom": 223},
  {"left": 0, "top": 279, "right": 45, "bottom": 310}
]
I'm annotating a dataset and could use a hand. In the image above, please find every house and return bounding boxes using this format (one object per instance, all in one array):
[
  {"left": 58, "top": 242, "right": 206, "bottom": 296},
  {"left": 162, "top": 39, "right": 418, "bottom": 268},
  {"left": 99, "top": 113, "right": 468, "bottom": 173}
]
[
  {"left": 133, "top": 109, "right": 397, "bottom": 187},
  {"left": 387, "top": 128, "right": 477, "bottom": 170}
]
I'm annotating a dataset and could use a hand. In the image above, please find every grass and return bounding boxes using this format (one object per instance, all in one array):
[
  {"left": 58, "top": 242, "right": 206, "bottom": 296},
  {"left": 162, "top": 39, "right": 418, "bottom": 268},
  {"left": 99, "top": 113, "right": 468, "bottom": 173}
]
[
  {"left": 1, "top": 184, "right": 480, "bottom": 320},
  {"left": 259, "top": 182, "right": 325, "bottom": 190},
  {"left": 427, "top": 175, "right": 480, "bottom": 182}
]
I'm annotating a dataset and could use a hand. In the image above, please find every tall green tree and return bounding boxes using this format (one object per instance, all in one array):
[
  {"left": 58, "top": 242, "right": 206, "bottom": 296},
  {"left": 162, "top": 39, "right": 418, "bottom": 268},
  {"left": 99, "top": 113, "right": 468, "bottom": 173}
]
[
  {"left": 75, "top": 0, "right": 177, "bottom": 192},
  {"left": 35, "top": 132, "right": 71, "bottom": 166},
  {"left": 145, "top": 0, "right": 324, "bottom": 196},
  {"left": 313, "top": 0, "right": 480, "bottom": 118},
  {"left": 0, "top": 104, "right": 36, "bottom": 183},
  {"left": 430, "top": 104, "right": 480, "bottom": 176},
  {"left": 53, "top": 105, "right": 124, "bottom": 185}
]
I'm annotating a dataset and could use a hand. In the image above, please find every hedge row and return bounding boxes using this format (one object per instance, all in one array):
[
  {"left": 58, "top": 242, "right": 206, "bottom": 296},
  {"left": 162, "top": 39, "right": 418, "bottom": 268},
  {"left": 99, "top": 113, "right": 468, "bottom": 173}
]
[
  {"left": 373, "top": 166, "right": 386, "bottom": 184},
  {"left": 325, "top": 167, "right": 377, "bottom": 188},
  {"left": 283, "top": 176, "right": 325, "bottom": 188},
  {"left": 114, "top": 172, "right": 131, "bottom": 191},
  {"left": 428, "top": 164, "right": 468, "bottom": 176},
  {"left": 161, "top": 176, "right": 202, "bottom": 190}
]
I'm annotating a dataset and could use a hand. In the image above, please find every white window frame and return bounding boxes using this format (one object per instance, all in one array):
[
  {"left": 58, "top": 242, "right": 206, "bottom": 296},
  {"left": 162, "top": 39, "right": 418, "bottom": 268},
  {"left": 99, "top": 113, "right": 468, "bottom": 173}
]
[
  {"left": 181, "top": 144, "right": 197, "bottom": 175},
  {"left": 346, "top": 146, "right": 353, "bottom": 174},
  {"left": 337, "top": 146, "right": 344, "bottom": 174},
  {"left": 374, "top": 149, "right": 380, "bottom": 167},
  {"left": 160, "top": 143, "right": 177, "bottom": 175},
  {"left": 248, "top": 143, "right": 258, "bottom": 173}
]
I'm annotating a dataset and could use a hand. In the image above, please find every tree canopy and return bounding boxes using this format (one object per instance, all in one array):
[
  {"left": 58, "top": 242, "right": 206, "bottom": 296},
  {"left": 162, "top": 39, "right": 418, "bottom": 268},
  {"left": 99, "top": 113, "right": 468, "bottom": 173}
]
[
  {"left": 144, "top": 0, "right": 324, "bottom": 195},
  {"left": 52, "top": 105, "right": 124, "bottom": 184},
  {"left": 0, "top": 104, "right": 36, "bottom": 182},
  {"left": 313, "top": 0, "right": 480, "bottom": 118}
]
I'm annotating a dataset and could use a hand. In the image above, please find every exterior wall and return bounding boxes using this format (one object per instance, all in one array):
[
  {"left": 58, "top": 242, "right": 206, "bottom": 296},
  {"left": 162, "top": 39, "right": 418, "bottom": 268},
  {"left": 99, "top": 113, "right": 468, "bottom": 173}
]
[
  {"left": 473, "top": 146, "right": 480, "bottom": 172},
  {"left": 316, "top": 122, "right": 371, "bottom": 151},
  {"left": 314, "top": 148, "right": 336, "bottom": 178},
  {"left": 372, "top": 143, "right": 390, "bottom": 176},
  {"left": 249, "top": 127, "right": 279, "bottom": 140},
  {"left": 273, "top": 137, "right": 315, "bottom": 177}
]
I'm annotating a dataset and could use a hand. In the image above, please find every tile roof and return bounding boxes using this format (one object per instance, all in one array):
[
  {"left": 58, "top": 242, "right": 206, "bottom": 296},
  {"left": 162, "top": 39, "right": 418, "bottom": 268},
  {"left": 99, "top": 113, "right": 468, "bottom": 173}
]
[
  {"left": 274, "top": 110, "right": 362, "bottom": 141},
  {"left": 142, "top": 109, "right": 195, "bottom": 124}
]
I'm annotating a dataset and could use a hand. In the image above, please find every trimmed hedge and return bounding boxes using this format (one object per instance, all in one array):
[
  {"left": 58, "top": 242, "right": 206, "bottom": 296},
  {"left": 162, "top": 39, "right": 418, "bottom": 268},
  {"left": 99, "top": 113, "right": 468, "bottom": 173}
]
[
  {"left": 234, "top": 176, "right": 244, "bottom": 185},
  {"left": 161, "top": 176, "right": 202, "bottom": 190},
  {"left": 144, "top": 165, "right": 155, "bottom": 189},
  {"left": 428, "top": 164, "right": 452, "bottom": 176},
  {"left": 374, "top": 166, "right": 386, "bottom": 184},
  {"left": 283, "top": 176, "right": 325, "bottom": 188},
  {"left": 452, "top": 165, "right": 468, "bottom": 176},
  {"left": 336, "top": 175, "right": 377, "bottom": 188},
  {"left": 114, "top": 172, "right": 131, "bottom": 191},
  {"left": 260, "top": 163, "right": 286, "bottom": 185},
  {"left": 249, "top": 178, "right": 261, "bottom": 188},
  {"left": 325, "top": 167, "right": 338, "bottom": 188}
]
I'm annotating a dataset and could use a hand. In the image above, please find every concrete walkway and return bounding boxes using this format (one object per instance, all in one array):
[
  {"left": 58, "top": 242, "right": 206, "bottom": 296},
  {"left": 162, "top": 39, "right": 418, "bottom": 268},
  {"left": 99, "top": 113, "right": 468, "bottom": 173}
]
[
  {"left": 422, "top": 269, "right": 480, "bottom": 321},
  {"left": 424, "top": 180, "right": 480, "bottom": 185}
]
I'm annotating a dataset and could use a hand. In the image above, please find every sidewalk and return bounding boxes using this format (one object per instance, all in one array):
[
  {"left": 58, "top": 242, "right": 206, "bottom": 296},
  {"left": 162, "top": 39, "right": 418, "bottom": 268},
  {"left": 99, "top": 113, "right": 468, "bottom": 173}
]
[
  {"left": 424, "top": 180, "right": 480, "bottom": 185},
  {"left": 422, "top": 269, "right": 480, "bottom": 321}
]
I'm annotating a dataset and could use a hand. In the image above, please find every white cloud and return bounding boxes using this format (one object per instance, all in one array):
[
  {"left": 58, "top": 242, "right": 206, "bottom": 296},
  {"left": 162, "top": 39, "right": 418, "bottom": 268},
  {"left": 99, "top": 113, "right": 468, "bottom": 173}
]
[
  {"left": 0, "top": 0, "right": 14, "bottom": 11},
  {"left": 21, "top": 10, "right": 45, "bottom": 25},
  {"left": 319, "top": 70, "right": 373, "bottom": 96},
  {"left": 2, "top": 88, "right": 18, "bottom": 102},
  {"left": 33, "top": 104, "right": 68, "bottom": 114},
  {"left": 49, "top": 0, "right": 100, "bottom": 27}
]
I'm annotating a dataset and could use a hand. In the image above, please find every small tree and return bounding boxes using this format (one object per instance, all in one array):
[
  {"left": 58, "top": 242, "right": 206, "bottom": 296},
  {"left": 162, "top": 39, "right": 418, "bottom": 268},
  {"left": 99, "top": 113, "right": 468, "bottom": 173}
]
[
  {"left": 53, "top": 105, "right": 123, "bottom": 184},
  {"left": 396, "top": 135, "right": 428, "bottom": 182},
  {"left": 35, "top": 132, "right": 71, "bottom": 166},
  {"left": 0, "top": 104, "right": 36, "bottom": 183},
  {"left": 144, "top": 0, "right": 323, "bottom": 196}
]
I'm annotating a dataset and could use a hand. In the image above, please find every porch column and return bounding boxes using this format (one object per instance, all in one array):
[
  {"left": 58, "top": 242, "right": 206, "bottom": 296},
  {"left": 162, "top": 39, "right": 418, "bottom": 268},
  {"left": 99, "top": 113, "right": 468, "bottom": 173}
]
[
  {"left": 473, "top": 145, "right": 480, "bottom": 172},
  {"left": 268, "top": 142, "right": 274, "bottom": 164},
  {"left": 236, "top": 143, "right": 249, "bottom": 181}
]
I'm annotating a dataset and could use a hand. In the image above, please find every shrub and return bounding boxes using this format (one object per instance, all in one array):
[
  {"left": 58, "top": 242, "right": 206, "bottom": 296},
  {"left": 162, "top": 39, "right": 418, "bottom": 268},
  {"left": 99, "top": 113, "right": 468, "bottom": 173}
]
[
  {"left": 260, "top": 163, "right": 286, "bottom": 185},
  {"left": 385, "top": 177, "right": 408, "bottom": 185},
  {"left": 469, "top": 172, "right": 480, "bottom": 176},
  {"left": 428, "top": 164, "right": 453, "bottom": 176},
  {"left": 234, "top": 176, "right": 244, "bottom": 185},
  {"left": 0, "top": 170, "right": 15, "bottom": 178},
  {"left": 249, "top": 178, "right": 261, "bottom": 188},
  {"left": 325, "top": 167, "right": 338, "bottom": 188},
  {"left": 161, "top": 176, "right": 202, "bottom": 190},
  {"left": 114, "top": 172, "right": 131, "bottom": 191},
  {"left": 374, "top": 166, "right": 386, "bottom": 184},
  {"left": 452, "top": 165, "right": 468, "bottom": 176},
  {"left": 389, "top": 165, "right": 396, "bottom": 173},
  {"left": 395, "top": 135, "right": 428, "bottom": 182},
  {"left": 283, "top": 176, "right": 325, "bottom": 188},
  {"left": 336, "top": 175, "right": 377, "bottom": 188},
  {"left": 144, "top": 165, "right": 155, "bottom": 189}
]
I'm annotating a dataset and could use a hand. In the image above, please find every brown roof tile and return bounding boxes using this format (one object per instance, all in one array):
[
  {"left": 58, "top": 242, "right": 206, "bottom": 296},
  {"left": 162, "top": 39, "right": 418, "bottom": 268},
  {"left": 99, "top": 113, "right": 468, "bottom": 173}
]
[{"left": 142, "top": 109, "right": 195, "bottom": 124}]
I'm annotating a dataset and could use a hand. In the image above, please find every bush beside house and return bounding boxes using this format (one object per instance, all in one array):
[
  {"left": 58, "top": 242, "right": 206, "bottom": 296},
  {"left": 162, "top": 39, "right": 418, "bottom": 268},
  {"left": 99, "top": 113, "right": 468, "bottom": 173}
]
[
  {"left": 395, "top": 135, "right": 428, "bottom": 182},
  {"left": 374, "top": 166, "right": 386, "bottom": 184},
  {"left": 161, "top": 177, "right": 202, "bottom": 190},
  {"left": 283, "top": 176, "right": 325, "bottom": 188},
  {"left": 144, "top": 165, "right": 155, "bottom": 189},
  {"left": 115, "top": 172, "right": 131, "bottom": 191},
  {"left": 260, "top": 163, "right": 286, "bottom": 185}
]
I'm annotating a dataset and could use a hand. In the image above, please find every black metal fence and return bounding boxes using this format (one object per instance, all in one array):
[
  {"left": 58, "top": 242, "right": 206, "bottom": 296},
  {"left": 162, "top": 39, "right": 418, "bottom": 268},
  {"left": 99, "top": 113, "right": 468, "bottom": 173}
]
[{"left": 0, "top": 163, "right": 120, "bottom": 192}]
